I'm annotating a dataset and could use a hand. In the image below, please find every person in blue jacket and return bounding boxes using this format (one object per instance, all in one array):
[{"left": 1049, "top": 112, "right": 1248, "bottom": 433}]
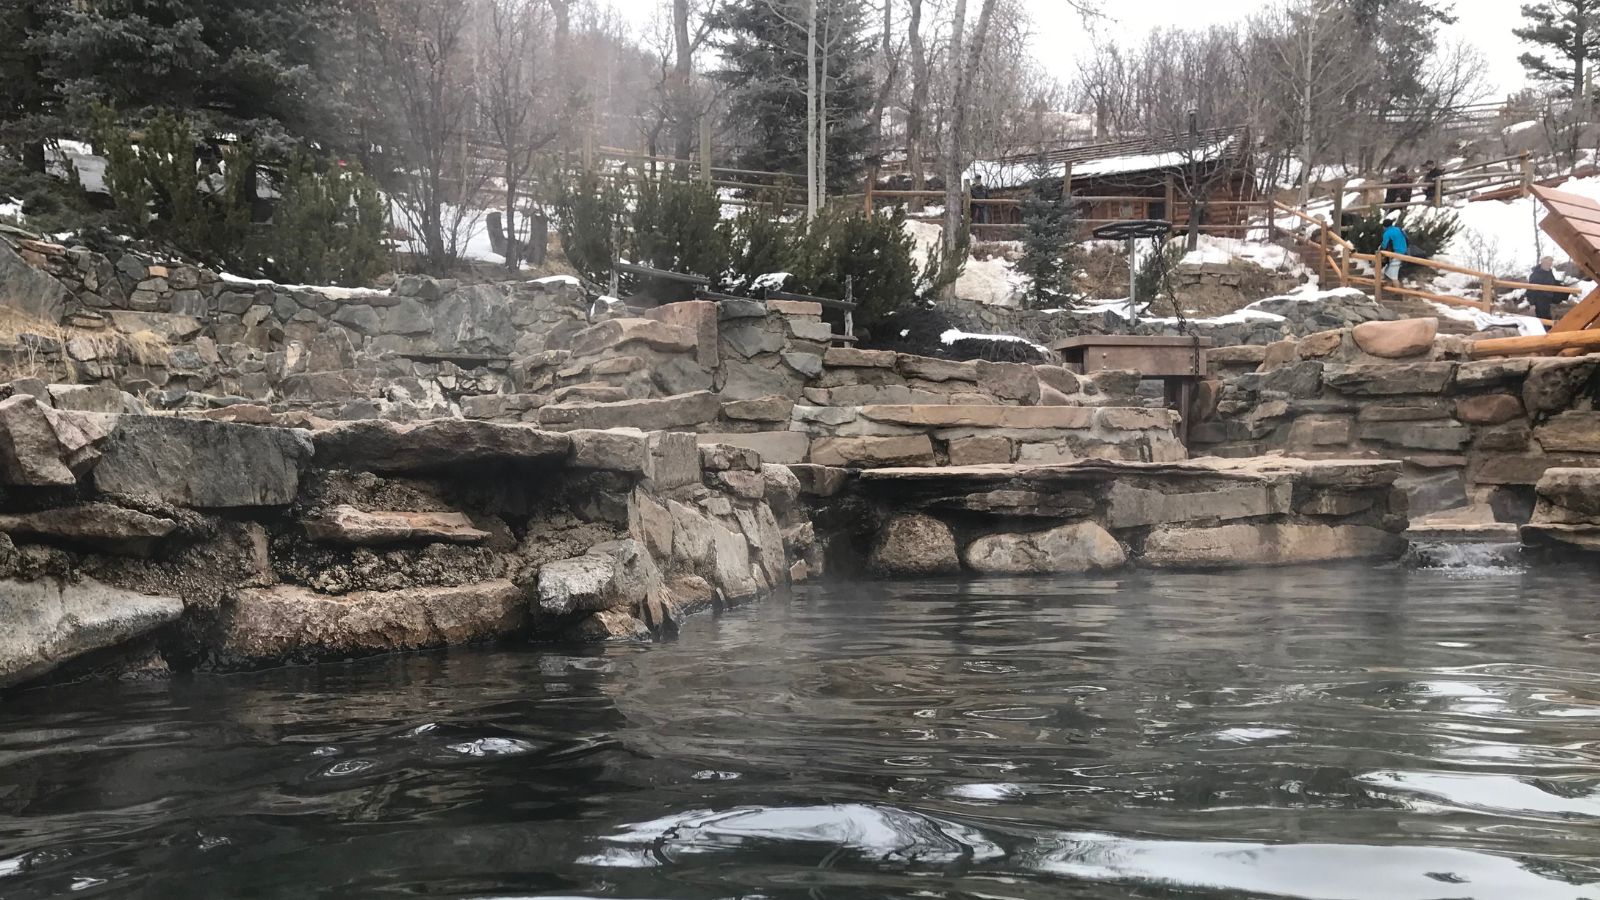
[{"left": 1379, "top": 219, "right": 1408, "bottom": 284}]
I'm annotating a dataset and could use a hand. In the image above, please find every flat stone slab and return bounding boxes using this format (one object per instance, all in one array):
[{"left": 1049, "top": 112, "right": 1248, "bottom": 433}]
[
  {"left": 536, "top": 392, "right": 720, "bottom": 432},
  {"left": 1, "top": 577, "right": 183, "bottom": 688},
  {"left": 0, "top": 503, "right": 177, "bottom": 555},
  {"left": 302, "top": 506, "right": 489, "bottom": 546},
  {"left": 859, "top": 405, "right": 1096, "bottom": 429},
  {"left": 1141, "top": 522, "right": 1403, "bottom": 568},
  {"left": 313, "top": 419, "right": 570, "bottom": 473},
  {"left": 697, "top": 432, "right": 810, "bottom": 465},
  {"left": 94, "top": 416, "right": 312, "bottom": 508},
  {"left": 215, "top": 580, "right": 525, "bottom": 666}
]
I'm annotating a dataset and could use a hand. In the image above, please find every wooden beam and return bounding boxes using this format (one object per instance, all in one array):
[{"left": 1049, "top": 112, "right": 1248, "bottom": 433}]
[
  {"left": 1553, "top": 285, "right": 1600, "bottom": 333},
  {"left": 1471, "top": 328, "right": 1600, "bottom": 358}
]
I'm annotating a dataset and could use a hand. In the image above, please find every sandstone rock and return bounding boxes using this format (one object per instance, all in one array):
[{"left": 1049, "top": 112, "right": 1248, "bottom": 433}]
[
  {"left": 1097, "top": 407, "right": 1181, "bottom": 431},
  {"left": 644, "top": 431, "right": 701, "bottom": 490},
  {"left": 696, "top": 431, "right": 810, "bottom": 465},
  {"left": 964, "top": 522, "right": 1125, "bottom": 574},
  {"left": 1035, "top": 365, "right": 1084, "bottom": 395},
  {"left": 1258, "top": 360, "right": 1325, "bottom": 398},
  {"left": 537, "top": 391, "right": 720, "bottom": 431},
  {"left": 217, "top": 581, "right": 525, "bottom": 665},
  {"left": 1105, "top": 480, "right": 1290, "bottom": 529},
  {"left": 1141, "top": 522, "right": 1402, "bottom": 567},
  {"left": 536, "top": 541, "right": 656, "bottom": 617},
  {"left": 93, "top": 416, "right": 310, "bottom": 507},
  {"left": 860, "top": 404, "right": 1095, "bottom": 429},
  {"left": 1534, "top": 467, "right": 1600, "bottom": 522},
  {"left": 1285, "top": 415, "right": 1353, "bottom": 449},
  {"left": 1475, "top": 422, "right": 1533, "bottom": 452},
  {"left": 1257, "top": 340, "right": 1299, "bottom": 371},
  {"left": 712, "top": 469, "right": 766, "bottom": 499},
  {"left": 313, "top": 419, "right": 568, "bottom": 474},
  {"left": 569, "top": 428, "right": 649, "bottom": 473},
  {"left": 1352, "top": 317, "right": 1437, "bottom": 359},
  {"left": 1534, "top": 411, "right": 1600, "bottom": 453},
  {"left": 975, "top": 360, "right": 1041, "bottom": 404},
  {"left": 769, "top": 299, "right": 822, "bottom": 316},
  {"left": 781, "top": 351, "right": 824, "bottom": 377},
  {"left": 1323, "top": 362, "right": 1456, "bottom": 395},
  {"left": 303, "top": 506, "right": 489, "bottom": 547},
  {"left": 897, "top": 355, "right": 978, "bottom": 383},
  {"left": 825, "top": 347, "right": 896, "bottom": 368},
  {"left": 949, "top": 435, "right": 1014, "bottom": 465},
  {"left": 869, "top": 513, "right": 960, "bottom": 576},
  {"left": 1523, "top": 358, "right": 1598, "bottom": 414},
  {"left": 810, "top": 434, "right": 936, "bottom": 468},
  {"left": 1297, "top": 329, "right": 1345, "bottom": 359},
  {"left": 735, "top": 502, "right": 788, "bottom": 586},
  {"left": 1470, "top": 453, "right": 1600, "bottom": 485},
  {"left": 761, "top": 463, "right": 803, "bottom": 514},
  {"left": 0, "top": 395, "right": 81, "bottom": 486},
  {"left": 701, "top": 443, "right": 763, "bottom": 471},
  {"left": 722, "top": 396, "right": 794, "bottom": 422},
  {"left": 1455, "top": 393, "right": 1524, "bottom": 426},
  {"left": 0, "top": 577, "right": 183, "bottom": 688},
  {"left": 0, "top": 503, "right": 177, "bottom": 555},
  {"left": 1455, "top": 358, "right": 1532, "bottom": 389},
  {"left": 1358, "top": 421, "right": 1471, "bottom": 451},
  {"left": 562, "top": 608, "right": 651, "bottom": 641},
  {"left": 1208, "top": 345, "right": 1268, "bottom": 370}
]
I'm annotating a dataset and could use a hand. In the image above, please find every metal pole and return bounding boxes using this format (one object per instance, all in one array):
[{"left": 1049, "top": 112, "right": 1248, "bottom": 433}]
[{"left": 1127, "top": 236, "right": 1139, "bottom": 324}]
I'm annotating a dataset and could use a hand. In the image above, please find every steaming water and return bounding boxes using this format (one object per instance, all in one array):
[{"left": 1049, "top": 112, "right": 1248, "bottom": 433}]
[{"left": 4, "top": 562, "right": 1600, "bottom": 898}]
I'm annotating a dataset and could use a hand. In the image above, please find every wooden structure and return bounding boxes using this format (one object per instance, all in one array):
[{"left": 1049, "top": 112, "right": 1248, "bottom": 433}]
[
  {"left": 977, "top": 126, "right": 1257, "bottom": 236},
  {"left": 1052, "top": 334, "right": 1212, "bottom": 443},
  {"left": 1472, "top": 185, "right": 1600, "bottom": 358}
]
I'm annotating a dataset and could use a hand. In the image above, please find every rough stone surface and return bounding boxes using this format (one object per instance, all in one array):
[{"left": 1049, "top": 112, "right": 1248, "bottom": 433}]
[
  {"left": 0, "top": 577, "right": 183, "bottom": 688},
  {"left": 1534, "top": 467, "right": 1600, "bottom": 521},
  {"left": 303, "top": 506, "right": 489, "bottom": 546},
  {"left": 1523, "top": 358, "right": 1598, "bottom": 415},
  {"left": 1323, "top": 362, "right": 1455, "bottom": 395},
  {"left": 1104, "top": 481, "right": 1289, "bottom": 530},
  {"left": 1534, "top": 411, "right": 1600, "bottom": 453},
  {"left": 0, "top": 239, "right": 70, "bottom": 324},
  {"left": 95, "top": 416, "right": 312, "bottom": 507},
  {"left": 0, "top": 503, "right": 177, "bottom": 555},
  {"left": 1455, "top": 393, "right": 1525, "bottom": 426},
  {"left": 810, "top": 435, "right": 936, "bottom": 468},
  {"left": 537, "top": 392, "right": 720, "bottom": 431},
  {"left": 0, "top": 395, "right": 83, "bottom": 485},
  {"left": 313, "top": 419, "right": 568, "bottom": 474},
  {"left": 869, "top": 513, "right": 960, "bottom": 575},
  {"left": 696, "top": 432, "right": 810, "bottom": 465},
  {"left": 569, "top": 428, "right": 650, "bottom": 473},
  {"left": 963, "top": 522, "right": 1126, "bottom": 574},
  {"left": 1141, "top": 522, "right": 1401, "bottom": 568},
  {"left": 1352, "top": 317, "right": 1437, "bottom": 359},
  {"left": 217, "top": 581, "right": 526, "bottom": 664}
]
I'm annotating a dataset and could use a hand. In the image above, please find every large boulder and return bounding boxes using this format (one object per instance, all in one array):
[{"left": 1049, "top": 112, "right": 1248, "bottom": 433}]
[
  {"left": 0, "top": 577, "right": 182, "bottom": 688},
  {"left": 1455, "top": 393, "right": 1525, "bottom": 426},
  {"left": 0, "top": 395, "right": 88, "bottom": 486},
  {"left": 93, "top": 416, "right": 312, "bottom": 507},
  {"left": 1533, "top": 467, "right": 1600, "bottom": 523},
  {"left": 313, "top": 419, "right": 569, "bottom": 473},
  {"left": 0, "top": 239, "right": 69, "bottom": 324},
  {"left": 869, "top": 513, "right": 960, "bottom": 576},
  {"left": 536, "top": 540, "right": 656, "bottom": 616},
  {"left": 1352, "top": 317, "right": 1437, "bottom": 359},
  {"left": 964, "top": 522, "right": 1126, "bottom": 574},
  {"left": 215, "top": 580, "right": 526, "bottom": 666}
]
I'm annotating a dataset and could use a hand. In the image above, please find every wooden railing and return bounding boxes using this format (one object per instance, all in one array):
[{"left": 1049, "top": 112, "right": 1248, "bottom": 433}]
[
  {"left": 1270, "top": 199, "right": 1582, "bottom": 315},
  {"left": 866, "top": 187, "right": 1274, "bottom": 240}
]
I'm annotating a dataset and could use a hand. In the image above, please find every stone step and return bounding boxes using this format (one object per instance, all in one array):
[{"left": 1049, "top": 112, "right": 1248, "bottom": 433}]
[
  {"left": 536, "top": 391, "right": 720, "bottom": 431},
  {"left": 550, "top": 382, "right": 631, "bottom": 404},
  {"left": 301, "top": 505, "right": 490, "bottom": 546}
]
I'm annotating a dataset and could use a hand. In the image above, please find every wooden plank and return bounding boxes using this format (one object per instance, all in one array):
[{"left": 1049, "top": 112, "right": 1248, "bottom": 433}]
[
  {"left": 1471, "top": 328, "right": 1600, "bottom": 358},
  {"left": 1553, "top": 285, "right": 1600, "bottom": 333},
  {"left": 1381, "top": 283, "right": 1489, "bottom": 311}
]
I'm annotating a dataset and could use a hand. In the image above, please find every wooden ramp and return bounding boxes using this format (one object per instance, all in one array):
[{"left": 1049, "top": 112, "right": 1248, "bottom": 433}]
[{"left": 1471, "top": 184, "right": 1600, "bottom": 357}]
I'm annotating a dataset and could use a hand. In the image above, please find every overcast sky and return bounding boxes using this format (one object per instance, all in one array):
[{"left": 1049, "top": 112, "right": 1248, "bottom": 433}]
[{"left": 1034, "top": 0, "right": 1528, "bottom": 97}]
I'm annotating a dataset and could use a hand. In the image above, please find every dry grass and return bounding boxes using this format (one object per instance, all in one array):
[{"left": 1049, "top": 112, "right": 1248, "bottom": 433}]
[{"left": 0, "top": 306, "right": 171, "bottom": 382}]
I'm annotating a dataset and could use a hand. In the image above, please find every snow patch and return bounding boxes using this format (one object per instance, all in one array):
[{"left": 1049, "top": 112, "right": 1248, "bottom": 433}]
[
  {"left": 533, "top": 274, "right": 579, "bottom": 286},
  {"left": 217, "top": 271, "right": 391, "bottom": 300},
  {"left": 939, "top": 328, "right": 1048, "bottom": 354},
  {"left": 751, "top": 272, "right": 792, "bottom": 291}
]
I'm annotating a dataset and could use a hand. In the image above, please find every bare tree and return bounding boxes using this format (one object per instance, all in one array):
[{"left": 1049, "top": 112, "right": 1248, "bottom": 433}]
[{"left": 477, "top": 0, "right": 566, "bottom": 269}]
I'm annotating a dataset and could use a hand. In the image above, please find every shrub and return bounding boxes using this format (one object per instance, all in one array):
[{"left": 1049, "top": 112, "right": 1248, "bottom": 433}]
[
  {"left": 1134, "top": 239, "right": 1186, "bottom": 314},
  {"left": 724, "top": 194, "right": 795, "bottom": 289},
  {"left": 1015, "top": 164, "right": 1081, "bottom": 308},
  {"left": 555, "top": 167, "right": 624, "bottom": 285},
  {"left": 628, "top": 174, "right": 729, "bottom": 280},
  {"left": 252, "top": 156, "right": 389, "bottom": 286},
  {"left": 1348, "top": 209, "right": 1462, "bottom": 276},
  {"left": 788, "top": 205, "right": 919, "bottom": 333}
]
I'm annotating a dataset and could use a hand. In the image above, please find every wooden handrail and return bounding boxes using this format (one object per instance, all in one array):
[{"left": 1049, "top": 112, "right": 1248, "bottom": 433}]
[{"left": 1471, "top": 329, "right": 1600, "bottom": 358}]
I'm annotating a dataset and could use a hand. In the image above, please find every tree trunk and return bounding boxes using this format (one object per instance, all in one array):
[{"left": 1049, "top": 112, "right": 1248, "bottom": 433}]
[
  {"left": 671, "top": 0, "right": 695, "bottom": 164},
  {"left": 819, "top": 8, "right": 830, "bottom": 203},
  {"left": 806, "top": 0, "right": 819, "bottom": 219},
  {"left": 505, "top": 155, "right": 521, "bottom": 270},
  {"left": 906, "top": 0, "right": 928, "bottom": 212},
  {"left": 941, "top": 0, "right": 997, "bottom": 289}
]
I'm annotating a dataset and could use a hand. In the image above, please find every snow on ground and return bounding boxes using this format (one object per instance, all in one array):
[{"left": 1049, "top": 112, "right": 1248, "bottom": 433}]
[
  {"left": 939, "top": 328, "right": 1048, "bottom": 354},
  {"left": 967, "top": 138, "right": 1232, "bottom": 189},
  {"left": 1425, "top": 301, "right": 1548, "bottom": 336},
  {"left": 47, "top": 140, "right": 107, "bottom": 194},
  {"left": 218, "top": 271, "right": 391, "bottom": 300},
  {"left": 533, "top": 274, "right": 579, "bottom": 286},
  {"left": 0, "top": 198, "right": 22, "bottom": 221},
  {"left": 1441, "top": 175, "right": 1600, "bottom": 280},
  {"left": 1182, "top": 234, "right": 1308, "bottom": 277},
  {"left": 903, "top": 218, "right": 1023, "bottom": 306},
  {"left": 751, "top": 272, "right": 792, "bottom": 291}
]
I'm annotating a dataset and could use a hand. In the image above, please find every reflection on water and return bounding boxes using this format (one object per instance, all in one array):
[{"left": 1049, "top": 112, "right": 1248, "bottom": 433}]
[{"left": 2, "top": 562, "right": 1600, "bottom": 898}]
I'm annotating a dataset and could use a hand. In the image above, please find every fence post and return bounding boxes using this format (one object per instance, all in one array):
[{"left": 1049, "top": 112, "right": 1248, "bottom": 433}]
[
  {"left": 698, "top": 116, "right": 712, "bottom": 185},
  {"left": 863, "top": 177, "right": 873, "bottom": 216},
  {"left": 1521, "top": 151, "right": 1534, "bottom": 197},
  {"left": 1332, "top": 179, "right": 1345, "bottom": 239},
  {"left": 1374, "top": 252, "right": 1385, "bottom": 304},
  {"left": 1164, "top": 174, "right": 1175, "bottom": 222},
  {"left": 1319, "top": 224, "right": 1332, "bottom": 286},
  {"left": 1482, "top": 275, "right": 1496, "bottom": 311}
]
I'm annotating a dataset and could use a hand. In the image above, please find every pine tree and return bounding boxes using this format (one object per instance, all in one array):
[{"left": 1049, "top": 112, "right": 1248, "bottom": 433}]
[
  {"left": 1015, "top": 160, "right": 1080, "bottom": 309},
  {"left": 713, "top": 0, "right": 876, "bottom": 193},
  {"left": 1514, "top": 1, "right": 1600, "bottom": 100}
]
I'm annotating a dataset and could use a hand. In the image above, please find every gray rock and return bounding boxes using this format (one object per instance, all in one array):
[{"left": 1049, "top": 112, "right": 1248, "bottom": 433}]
[
  {"left": 0, "top": 239, "right": 69, "bottom": 323},
  {"left": 432, "top": 284, "right": 514, "bottom": 354},
  {"left": 964, "top": 522, "right": 1126, "bottom": 574},
  {"left": 781, "top": 351, "right": 824, "bottom": 377},
  {"left": 569, "top": 428, "right": 650, "bottom": 473},
  {"left": 93, "top": 416, "right": 312, "bottom": 507},
  {"left": 331, "top": 303, "right": 381, "bottom": 335},
  {"left": 302, "top": 506, "right": 489, "bottom": 546},
  {"left": 0, "top": 577, "right": 182, "bottom": 688},
  {"left": 314, "top": 419, "right": 570, "bottom": 474},
  {"left": 0, "top": 503, "right": 177, "bottom": 556},
  {"left": 537, "top": 391, "right": 721, "bottom": 432},
  {"left": 869, "top": 513, "right": 960, "bottom": 576}
]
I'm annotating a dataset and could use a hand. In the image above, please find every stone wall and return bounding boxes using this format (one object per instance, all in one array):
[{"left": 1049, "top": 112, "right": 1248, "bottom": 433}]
[
  {"left": 1524, "top": 468, "right": 1600, "bottom": 552},
  {"left": 1191, "top": 316, "right": 1600, "bottom": 521},
  {"left": 819, "top": 457, "right": 1407, "bottom": 576},
  {"left": 0, "top": 403, "right": 820, "bottom": 689}
]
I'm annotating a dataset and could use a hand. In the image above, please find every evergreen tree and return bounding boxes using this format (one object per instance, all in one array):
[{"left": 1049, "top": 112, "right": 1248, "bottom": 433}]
[
  {"left": 1015, "top": 160, "right": 1080, "bottom": 309},
  {"left": 713, "top": 0, "right": 876, "bottom": 192},
  {"left": 1514, "top": 1, "right": 1600, "bottom": 100}
]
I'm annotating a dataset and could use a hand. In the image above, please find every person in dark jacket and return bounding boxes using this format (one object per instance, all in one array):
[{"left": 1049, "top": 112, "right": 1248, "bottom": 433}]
[
  {"left": 1423, "top": 160, "right": 1446, "bottom": 205},
  {"left": 1384, "top": 166, "right": 1412, "bottom": 208},
  {"left": 1525, "top": 255, "right": 1566, "bottom": 320},
  {"left": 969, "top": 175, "right": 989, "bottom": 225}
]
